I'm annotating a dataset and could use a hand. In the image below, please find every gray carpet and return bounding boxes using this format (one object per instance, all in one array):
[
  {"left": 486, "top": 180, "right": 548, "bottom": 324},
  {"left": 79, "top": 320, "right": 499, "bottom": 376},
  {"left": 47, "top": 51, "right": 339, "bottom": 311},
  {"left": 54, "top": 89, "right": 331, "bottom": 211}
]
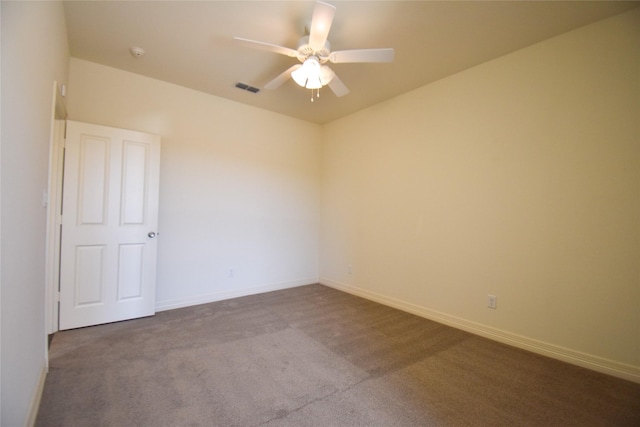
[{"left": 36, "top": 284, "right": 640, "bottom": 426}]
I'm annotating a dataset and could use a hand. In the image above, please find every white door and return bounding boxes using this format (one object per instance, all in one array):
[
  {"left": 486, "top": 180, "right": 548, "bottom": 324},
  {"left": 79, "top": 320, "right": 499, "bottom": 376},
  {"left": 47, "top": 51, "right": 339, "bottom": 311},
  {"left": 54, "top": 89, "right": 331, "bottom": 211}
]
[{"left": 59, "top": 121, "right": 161, "bottom": 330}]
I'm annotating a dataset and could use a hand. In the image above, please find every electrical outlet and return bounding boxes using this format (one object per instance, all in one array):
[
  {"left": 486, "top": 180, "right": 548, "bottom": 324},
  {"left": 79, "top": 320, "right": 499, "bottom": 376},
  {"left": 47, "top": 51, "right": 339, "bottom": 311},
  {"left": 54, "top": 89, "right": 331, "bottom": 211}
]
[
  {"left": 348, "top": 265, "right": 353, "bottom": 275},
  {"left": 488, "top": 294, "right": 497, "bottom": 309},
  {"left": 228, "top": 268, "right": 234, "bottom": 278}
]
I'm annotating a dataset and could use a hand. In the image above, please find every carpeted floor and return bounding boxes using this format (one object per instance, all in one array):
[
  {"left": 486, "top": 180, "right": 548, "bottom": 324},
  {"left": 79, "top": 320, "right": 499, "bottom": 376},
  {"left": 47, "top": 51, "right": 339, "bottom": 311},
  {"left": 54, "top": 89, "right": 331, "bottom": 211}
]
[{"left": 36, "top": 284, "right": 640, "bottom": 426}]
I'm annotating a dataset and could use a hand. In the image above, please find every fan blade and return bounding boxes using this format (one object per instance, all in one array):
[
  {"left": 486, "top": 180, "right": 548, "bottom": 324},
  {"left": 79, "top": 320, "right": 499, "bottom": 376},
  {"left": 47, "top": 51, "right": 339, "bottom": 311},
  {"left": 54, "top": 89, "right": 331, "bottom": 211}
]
[
  {"left": 308, "top": 1, "right": 336, "bottom": 52},
  {"left": 328, "top": 73, "right": 349, "bottom": 97},
  {"left": 234, "top": 37, "right": 298, "bottom": 57},
  {"left": 329, "top": 48, "right": 395, "bottom": 64},
  {"left": 264, "top": 64, "right": 302, "bottom": 90}
]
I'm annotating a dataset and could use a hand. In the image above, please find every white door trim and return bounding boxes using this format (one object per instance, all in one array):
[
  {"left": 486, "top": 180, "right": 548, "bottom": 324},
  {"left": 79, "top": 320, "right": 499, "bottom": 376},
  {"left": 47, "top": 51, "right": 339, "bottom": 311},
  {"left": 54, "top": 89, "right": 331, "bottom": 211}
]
[{"left": 45, "top": 81, "right": 67, "bottom": 335}]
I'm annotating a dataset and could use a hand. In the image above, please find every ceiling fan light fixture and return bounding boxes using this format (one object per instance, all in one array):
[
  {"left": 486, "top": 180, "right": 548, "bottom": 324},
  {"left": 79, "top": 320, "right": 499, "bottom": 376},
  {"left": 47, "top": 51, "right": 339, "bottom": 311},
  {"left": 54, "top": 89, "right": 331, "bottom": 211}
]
[
  {"left": 292, "top": 56, "right": 320, "bottom": 88},
  {"left": 319, "top": 65, "right": 335, "bottom": 85},
  {"left": 291, "top": 56, "right": 335, "bottom": 90}
]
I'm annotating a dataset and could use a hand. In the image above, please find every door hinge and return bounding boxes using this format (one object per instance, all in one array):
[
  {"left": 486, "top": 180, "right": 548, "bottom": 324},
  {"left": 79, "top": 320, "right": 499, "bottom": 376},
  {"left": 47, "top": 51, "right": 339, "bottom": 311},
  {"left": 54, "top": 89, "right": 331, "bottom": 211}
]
[{"left": 56, "top": 291, "right": 61, "bottom": 302}]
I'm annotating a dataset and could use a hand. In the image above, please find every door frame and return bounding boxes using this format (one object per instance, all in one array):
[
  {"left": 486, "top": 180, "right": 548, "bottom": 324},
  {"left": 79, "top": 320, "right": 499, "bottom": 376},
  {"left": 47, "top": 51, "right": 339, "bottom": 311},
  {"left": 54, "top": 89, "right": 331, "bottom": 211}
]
[{"left": 45, "top": 81, "right": 67, "bottom": 335}]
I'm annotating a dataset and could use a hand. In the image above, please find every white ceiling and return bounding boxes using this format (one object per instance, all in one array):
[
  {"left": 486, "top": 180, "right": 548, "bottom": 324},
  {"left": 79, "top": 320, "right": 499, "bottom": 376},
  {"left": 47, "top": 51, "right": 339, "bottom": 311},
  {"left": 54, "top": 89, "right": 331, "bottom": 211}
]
[{"left": 63, "top": 1, "right": 639, "bottom": 124}]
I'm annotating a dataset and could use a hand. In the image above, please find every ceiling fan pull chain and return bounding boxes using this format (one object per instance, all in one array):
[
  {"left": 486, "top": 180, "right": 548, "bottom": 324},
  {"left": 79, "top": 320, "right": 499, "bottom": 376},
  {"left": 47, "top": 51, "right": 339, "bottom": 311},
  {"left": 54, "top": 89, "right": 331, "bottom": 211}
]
[{"left": 310, "top": 88, "right": 320, "bottom": 102}]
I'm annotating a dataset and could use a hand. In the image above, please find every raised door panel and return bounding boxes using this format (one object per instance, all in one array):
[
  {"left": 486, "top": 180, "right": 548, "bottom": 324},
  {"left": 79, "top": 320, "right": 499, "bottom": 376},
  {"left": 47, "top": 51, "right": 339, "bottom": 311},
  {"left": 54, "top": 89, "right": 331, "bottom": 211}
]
[
  {"left": 117, "top": 243, "right": 145, "bottom": 301},
  {"left": 77, "top": 135, "right": 110, "bottom": 225},
  {"left": 74, "top": 245, "right": 106, "bottom": 306},
  {"left": 120, "top": 141, "right": 149, "bottom": 225}
]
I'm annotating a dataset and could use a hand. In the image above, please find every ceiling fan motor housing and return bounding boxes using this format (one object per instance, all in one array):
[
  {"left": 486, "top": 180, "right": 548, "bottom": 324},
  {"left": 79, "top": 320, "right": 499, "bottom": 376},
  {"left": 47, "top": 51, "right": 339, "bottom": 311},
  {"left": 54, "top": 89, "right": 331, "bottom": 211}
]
[{"left": 296, "top": 36, "right": 331, "bottom": 63}]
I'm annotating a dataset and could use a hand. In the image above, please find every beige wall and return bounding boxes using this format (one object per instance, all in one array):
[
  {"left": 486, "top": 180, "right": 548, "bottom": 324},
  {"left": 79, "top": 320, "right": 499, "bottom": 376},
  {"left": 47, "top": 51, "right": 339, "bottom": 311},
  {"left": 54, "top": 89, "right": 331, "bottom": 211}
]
[
  {"left": 67, "top": 59, "right": 322, "bottom": 310},
  {"left": 1, "top": 1, "right": 69, "bottom": 425},
  {"left": 320, "top": 8, "right": 640, "bottom": 380}
]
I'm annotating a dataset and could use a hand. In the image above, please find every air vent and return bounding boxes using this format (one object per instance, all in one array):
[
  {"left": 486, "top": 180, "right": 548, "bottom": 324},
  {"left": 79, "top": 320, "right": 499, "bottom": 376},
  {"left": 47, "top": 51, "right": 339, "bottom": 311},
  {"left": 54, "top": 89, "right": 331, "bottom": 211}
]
[{"left": 235, "top": 82, "right": 260, "bottom": 94}]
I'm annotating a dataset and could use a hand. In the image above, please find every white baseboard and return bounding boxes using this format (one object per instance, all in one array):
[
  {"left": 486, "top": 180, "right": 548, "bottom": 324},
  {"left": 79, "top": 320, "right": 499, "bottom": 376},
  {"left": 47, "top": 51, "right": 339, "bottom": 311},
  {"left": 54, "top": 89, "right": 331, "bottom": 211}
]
[
  {"left": 25, "top": 362, "right": 47, "bottom": 427},
  {"left": 320, "top": 278, "right": 640, "bottom": 384},
  {"left": 155, "top": 278, "right": 319, "bottom": 312}
]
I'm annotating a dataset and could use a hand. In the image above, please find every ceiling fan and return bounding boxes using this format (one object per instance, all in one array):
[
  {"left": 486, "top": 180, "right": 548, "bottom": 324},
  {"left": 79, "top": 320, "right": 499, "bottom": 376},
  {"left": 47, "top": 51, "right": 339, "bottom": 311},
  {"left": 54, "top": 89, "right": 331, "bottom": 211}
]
[{"left": 234, "top": 1, "right": 394, "bottom": 100}]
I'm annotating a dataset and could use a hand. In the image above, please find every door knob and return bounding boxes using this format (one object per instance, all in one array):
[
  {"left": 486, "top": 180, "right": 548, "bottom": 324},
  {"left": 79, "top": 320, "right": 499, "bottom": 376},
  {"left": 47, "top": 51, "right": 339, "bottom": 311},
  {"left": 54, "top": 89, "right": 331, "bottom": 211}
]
[{"left": 148, "top": 232, "right": 157, "bottom": 238}]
